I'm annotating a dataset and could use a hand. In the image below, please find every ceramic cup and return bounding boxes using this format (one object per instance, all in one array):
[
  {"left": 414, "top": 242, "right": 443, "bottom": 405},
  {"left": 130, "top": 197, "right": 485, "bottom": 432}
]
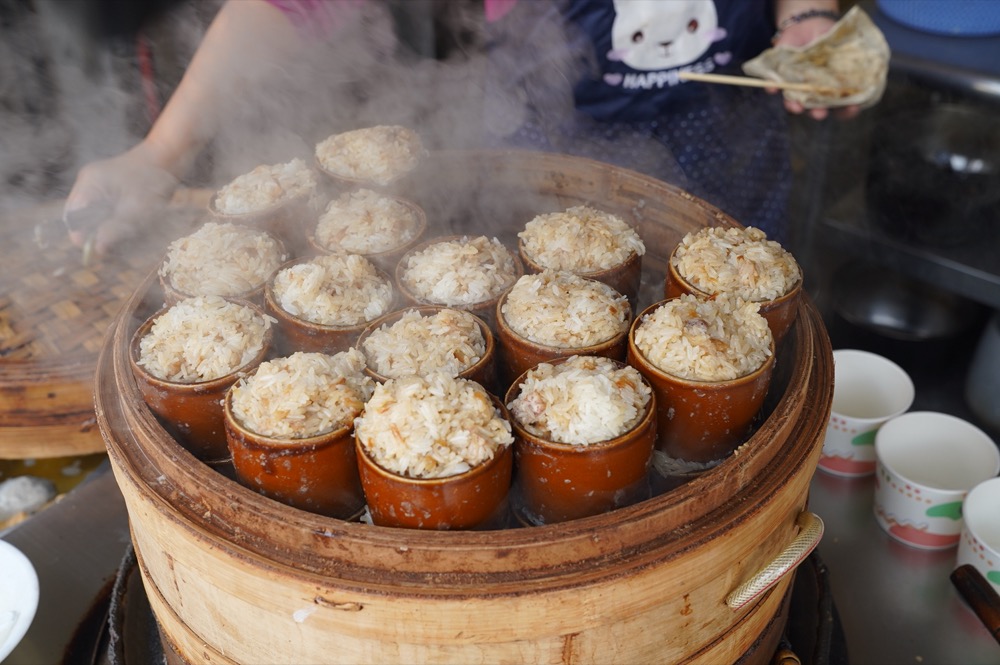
[
  {"left": 223, "top": 390, "right": 366, "bottom": 520},
  {"left": 312, "top": 140, "right": 427, "bottom": 197},
  {"left": 626, "top": 300, "right": 775, "bottom": 463},
  {"left": 817, "top": 349, "right": 915, "bottom": 478},
  {"left": 663, "top": 246, "right": 802, "bottom": 345},
  {"left": 494, "top": 289, "right": 631, "bottom": 395},
  {"left": 518, "top": 238, "right": 643, "bottom": 309},
  {"left": 209, "top": 191, "right": 315, "bottom": 256},
  {"left": 874, "top": 412, "right": 1000, "bottom": 550},
  {"left": 395, "top": 235, "right": 524, "bottom": 332},
  {"left": 305, "top": 193, "right": 427, "bottom": 275},
  {"left": 264, "top": 256, "right": 397, "bottom": 356},
  {"left": 504, "top": 358, "right": 657, "bottom": 525},
  {"left": 356, "top": 427, "right": 513, "bottom": 531},
  {"left": 956, "top": 477, "right": 1000, "bottom": 595},
  {"left": 158, "top": 232, "right": 287, "bottom": 308},
  {"left": 128, "top": 300, "right": 274, "bottom": 463},
  {"left": 355, "top": 305, "right": 497, "bottom": 391}
]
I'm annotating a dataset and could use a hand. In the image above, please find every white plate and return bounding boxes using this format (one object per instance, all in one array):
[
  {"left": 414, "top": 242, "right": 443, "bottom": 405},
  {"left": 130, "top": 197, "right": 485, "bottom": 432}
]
[{"left": 0, "top": 539, "right": 39, "bottom": 662}]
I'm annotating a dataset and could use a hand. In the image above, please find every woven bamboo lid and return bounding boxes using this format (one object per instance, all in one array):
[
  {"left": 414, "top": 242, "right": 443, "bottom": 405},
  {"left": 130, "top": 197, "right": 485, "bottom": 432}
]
[{"left": 0, "top": 189, "right": 210, "bottom": 458}]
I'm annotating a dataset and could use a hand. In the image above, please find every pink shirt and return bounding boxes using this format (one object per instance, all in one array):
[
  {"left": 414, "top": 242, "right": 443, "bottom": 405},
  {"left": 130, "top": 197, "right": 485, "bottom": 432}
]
[
  {"left": 268, "top": 0, "right": 516, "bottom": 33},
  {"left": 265, "top": 0, "right": 364, "bottom": 37},
  {"left": 484, "top": 0, "right": 518, "bottom": 22}
]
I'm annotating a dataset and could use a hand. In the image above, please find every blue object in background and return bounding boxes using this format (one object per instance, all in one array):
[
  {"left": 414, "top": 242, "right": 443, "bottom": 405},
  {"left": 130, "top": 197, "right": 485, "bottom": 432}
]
[{"left": 877, "top": 0, "right": 1000, "bottom": 36}]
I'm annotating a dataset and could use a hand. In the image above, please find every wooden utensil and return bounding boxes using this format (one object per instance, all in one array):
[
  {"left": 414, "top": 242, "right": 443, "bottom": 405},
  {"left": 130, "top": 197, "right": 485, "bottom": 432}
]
[
  {"left": 951, "top": 564, "right": 1000, "bottom": 645},
  {"left": 677, "top": 71, "right": 842, "bottom": 94}
]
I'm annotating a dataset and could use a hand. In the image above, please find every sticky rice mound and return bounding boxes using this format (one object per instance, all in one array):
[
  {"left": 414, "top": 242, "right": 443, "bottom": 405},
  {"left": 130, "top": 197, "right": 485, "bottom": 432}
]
[
  {"left": 230, "top": 350, "right": 375, "bottom": 439},
  {"left": 159, "top": 222, "right": 286, "bottom": 298},
  {"left": 137, "top": 296, "right": 272, "bottom": 383},
  {"left": 354, "top": 373, "right": 513, "bottom": 479},
  {"left": 508, "top": 356, "right": 651, "bottom": 445},
  {"left": 633, "top": 294, "right": 772, "bottom": 382},
  {"left": 671, "top": 226, "right": 801, "bottom": 302},
  {"left": 502, "top": 270, "right": 629, "bottom": 347},
  {"left": 400, "top": 236, "right": 518, "bottom": 307},
  {"left": 519, "top": 205, "right": 645, "bottom": 272},
  {"left": 315, "top": 125, "right": 423, "bottom": 186},
  {"left": 361, "top": 309, "right": 485, "bottom": 379},
  {"left": 271, "top": 254, "right": 394, "bottom": 326},
  {"left": 214, "top": 158, "right": 317, "bottom": 214},
  {"left": 314, "top": 188, "right": 421, "bottom": 254}
]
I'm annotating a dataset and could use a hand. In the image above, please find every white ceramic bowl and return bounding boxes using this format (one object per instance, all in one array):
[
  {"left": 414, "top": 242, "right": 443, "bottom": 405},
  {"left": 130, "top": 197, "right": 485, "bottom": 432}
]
[{"left": 0, "top": 539, "right": 39, "bottom": 661}]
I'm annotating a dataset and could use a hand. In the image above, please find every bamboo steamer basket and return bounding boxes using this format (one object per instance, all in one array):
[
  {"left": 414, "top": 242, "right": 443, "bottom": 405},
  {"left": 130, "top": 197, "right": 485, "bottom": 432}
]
[
  {"left": 97, "top": 150, "right": 833, "bottom": 665},
  {"left": 0, "top": 191, "right": 208, "bottom": 458}
]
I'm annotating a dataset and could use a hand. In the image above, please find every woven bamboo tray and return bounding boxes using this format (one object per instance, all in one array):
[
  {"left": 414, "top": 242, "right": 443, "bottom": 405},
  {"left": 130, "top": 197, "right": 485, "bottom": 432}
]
[{"left": 0, "top": 190, "right": 210, "bottom": 458}]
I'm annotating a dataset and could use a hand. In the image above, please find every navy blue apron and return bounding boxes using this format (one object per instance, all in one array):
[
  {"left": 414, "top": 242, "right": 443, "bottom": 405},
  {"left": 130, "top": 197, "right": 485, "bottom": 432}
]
[{"left": 485, "top": 0, "right": 791, "bottom": 242}]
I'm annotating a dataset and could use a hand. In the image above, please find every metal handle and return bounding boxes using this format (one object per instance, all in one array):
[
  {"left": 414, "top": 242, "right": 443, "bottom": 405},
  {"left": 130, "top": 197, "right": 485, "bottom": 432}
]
[{"left": 726, "top": 511, "right": 824, "bottom": 611}]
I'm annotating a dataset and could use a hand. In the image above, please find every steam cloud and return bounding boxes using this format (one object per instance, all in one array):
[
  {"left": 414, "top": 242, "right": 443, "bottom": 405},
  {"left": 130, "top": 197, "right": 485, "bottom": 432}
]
[{"left": 0, "top": 1, "right": 507, "bottom": 212}]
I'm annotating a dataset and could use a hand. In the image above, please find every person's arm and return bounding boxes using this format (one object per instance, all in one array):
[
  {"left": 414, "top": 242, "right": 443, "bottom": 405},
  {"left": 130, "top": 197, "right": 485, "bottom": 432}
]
[
  {"left": 770, "top": 0, "right": 853, "bottom": 120},
  {"left": 773, "top": 0, "right": 840, "bottom": 36},
  {"left": 63, "top": 0, "right": 307, "bottom": 251},
  {"left": 142, "top": 0, "right": 306, "bottom": 177}
]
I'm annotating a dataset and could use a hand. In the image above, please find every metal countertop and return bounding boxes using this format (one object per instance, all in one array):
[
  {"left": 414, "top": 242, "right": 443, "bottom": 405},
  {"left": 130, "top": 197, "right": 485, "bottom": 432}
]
[
  {"left": 2, "top": 466, "right": 129, "bottom": 665},
  {"left": 810, "top": 470, "right": 1000, "bottom": 665}
]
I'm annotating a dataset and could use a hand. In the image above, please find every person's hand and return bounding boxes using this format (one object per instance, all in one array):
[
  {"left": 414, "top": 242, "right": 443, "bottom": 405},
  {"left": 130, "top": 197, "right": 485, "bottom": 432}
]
[
  {"left": 63, "top": 142, "right": 179, "bottom": 255},
  {"left": 771, "top": 17, "right": 861, "bottom": 121}
]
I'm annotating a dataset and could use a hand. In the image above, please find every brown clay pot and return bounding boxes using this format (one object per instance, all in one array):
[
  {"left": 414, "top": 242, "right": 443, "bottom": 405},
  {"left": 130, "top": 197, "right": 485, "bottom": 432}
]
[
  {"left": 663, "top": 249, "right": 802, "bottom": 345},
  {"left": 264, "top": 256, "right": 397, "bottom": 356},
  {"left": 494, "top": 290, "right": 632, "bottom": 395},
  {"left": 356, "top": 434, "right": 513, "bottom": 531},
  {"left": 208, "top": 191, "right": 314, "bottom": 256},
  {"left": 313, "top": 151, "right": 426, "bottom": 198},
  {"left": 128, "top": 299, "right": 274, "bottom": 462},
  {"left": 395, "top": 235, "right": 524, "bottom": 331},
  {"left": 223, "top": 390, "right": 365, "bottom": 520},
  {"left": 305, "top": 194, "right": 428, "bottom": 275},
  {"left": 160, "top": 271, "right": 268, "bottom": 309},
  {"left": 505, "top": 358, "right": 656, "bottom": 525},
  {"left": 627, "top": 299, "right": 776, "bottom": 463},
  {"left": 158, "top": 232, "right": 287, "bottom": 308},
  {"left": 356, "top": 305, "right": 497, "bottom": 391},
  {"left": 518, "top": 237, "right": 643, "bottom": 307}
]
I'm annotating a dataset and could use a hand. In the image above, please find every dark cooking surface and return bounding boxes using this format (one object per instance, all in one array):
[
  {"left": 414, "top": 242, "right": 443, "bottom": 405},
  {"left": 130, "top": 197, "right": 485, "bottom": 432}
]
[
  {"left": 797, "top": 47, "right": 1000, "bottom": 441},
  {"left": 820, "top": 184, "right": 1000, "bottom": 311},
  {"left": 795, "top": 6, "right": 1000, "bottom": 314},
  {"left": 866, "top": 104, "right": 1000, "bottom": 251}
]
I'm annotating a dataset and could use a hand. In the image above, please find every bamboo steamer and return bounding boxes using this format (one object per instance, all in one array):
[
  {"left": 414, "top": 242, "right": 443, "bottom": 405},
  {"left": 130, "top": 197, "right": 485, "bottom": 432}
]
[
  {"left": 96, "top": 150, "right": 833, "bottom": 665},
  {"left": 0, "top": 191, "right": 208, "bottom": 458}
]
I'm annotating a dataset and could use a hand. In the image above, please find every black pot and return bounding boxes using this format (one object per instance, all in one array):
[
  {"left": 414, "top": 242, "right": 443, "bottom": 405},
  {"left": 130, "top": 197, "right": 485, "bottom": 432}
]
[
  {"left": 832, "top": 259, "right": 985, "bottom": 342},
  {"left": 866, "top": 104, "right": 1000, "bottom": 247}
]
